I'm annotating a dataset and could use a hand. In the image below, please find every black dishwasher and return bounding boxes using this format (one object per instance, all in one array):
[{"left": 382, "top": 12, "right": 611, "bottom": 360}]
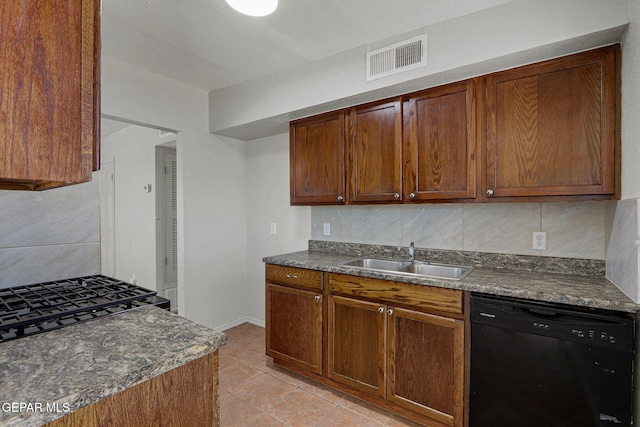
[{"left": 470, "top": 293, "right": 635, "bottom": 427}]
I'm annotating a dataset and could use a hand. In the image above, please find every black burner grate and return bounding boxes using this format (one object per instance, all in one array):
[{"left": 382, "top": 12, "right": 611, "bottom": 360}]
[{"left": 0, "top": 275, "right": 165, "bottom": 342}]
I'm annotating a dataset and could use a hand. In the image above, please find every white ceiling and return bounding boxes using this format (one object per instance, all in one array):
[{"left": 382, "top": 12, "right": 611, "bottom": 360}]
[{"left": 101, "top": 0, "right": 513, "bottom": 92}]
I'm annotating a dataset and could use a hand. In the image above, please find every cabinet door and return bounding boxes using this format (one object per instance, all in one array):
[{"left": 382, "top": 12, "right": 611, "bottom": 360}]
[
  {"left": 484, "top": 46, "right": 617, "bottom": 199},
  {"left": 348, "top": 99, "right": 403, "bottom": 203},
  {"left": 405, "top": 80, "right": 476, "bottom": 201},
  {"left": 290, "top": 111, "right": 346, "bottom": 205},
  {"left": 266, "top": 283, "right": 323, "bottom": 374},
  {"left": 0, "top": 0, "right": 100, "bottom": 191},
  {"left": 388, "top": 307, "right": 464, "bottom": 427},
  {"left": 328, "top": 296, "right": 386, "bottom": 398}
]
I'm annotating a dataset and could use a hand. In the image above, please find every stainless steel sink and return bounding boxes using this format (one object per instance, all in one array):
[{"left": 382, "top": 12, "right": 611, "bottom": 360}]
[
  {"left": 340, "top": 258, "right": 410, "bottom": 271},
  {"left": 397, "top": 262, "right": 473, "bottom": 280},
  {"left": 339, "top": 258, "right": 473, "bottom": 280}
]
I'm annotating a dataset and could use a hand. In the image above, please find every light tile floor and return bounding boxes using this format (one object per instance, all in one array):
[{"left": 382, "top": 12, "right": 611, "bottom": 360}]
[{"left": 219, "top": 323, "right": 424, "bottom": 427}]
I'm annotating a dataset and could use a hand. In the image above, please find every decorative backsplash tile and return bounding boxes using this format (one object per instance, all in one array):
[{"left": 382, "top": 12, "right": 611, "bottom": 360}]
[
  {"left": 0, "top": 172, "right": 100, "bottom": 288},
  {"left": 401, "top": 205, "right": 463, "bottom": 249},
  {"left": 542, "top": 202, "right": 608, "bottom": 259},
  {"left": 312, "top": 201, "right": 607, "bottom": 260},
  {"left": 606, "top": 198, "right": 639, "bottom": 301},
  {"left": 462, "top": 203, "right": 541, "bottom": 256}
]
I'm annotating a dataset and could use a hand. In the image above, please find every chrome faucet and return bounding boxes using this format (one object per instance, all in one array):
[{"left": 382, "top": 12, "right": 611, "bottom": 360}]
[{"left": 408, "top": 241, "right": 415, "bottom": 262}]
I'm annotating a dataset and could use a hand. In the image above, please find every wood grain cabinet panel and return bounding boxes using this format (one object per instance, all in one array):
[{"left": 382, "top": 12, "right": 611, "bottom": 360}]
[
  {"left": 44, "top": 352, "right": 219, "bottom": 427},
  {"left": 265, "top": 264, "right": 322, "bottom": 292},
  {"left": 0, "top": 0, "right": 100, "bottom": 190},
  {"left": 290, "top": 111, "right": 346, "bottom": 205},
  {"left": 348, "top": 98, "right": 403, "bottom": 203},
  {"left": 327, "top": 293, "right": 465, "bottom": 427},
  {"left": 94, "top": 352, "right": 218, "bottom": 427},
  {"left": 484, "top": 45, "right": 618, "bottom": 199},
  {"left": 388, "top": 307, "right": 464, "bottom": 427},
  {"left": 327, "top": 295, "right": 387, "bottom": 397},
  {"left": 405, "top": 80, "right": 477, "bottom": 201},
  {"left": 266, "top": 283, "right": 323, "bottom": 374}
]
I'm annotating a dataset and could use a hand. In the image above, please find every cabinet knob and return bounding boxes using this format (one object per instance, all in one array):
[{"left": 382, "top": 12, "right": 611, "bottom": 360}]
[
  {"left": 286, "top": 274, "right": 298, "bottom": 279},
  {"left": 387, "top": 309, "right": 394, "bottom": 316},
  {"left": 337, "top": 195, "right": 344, "bottom": 202},
  {"left": 486, "top": 189, "right": 494, "bottom": 196},
  {"left": 378, "top": 307, "right": 384, "bottom": 313},
  {"left": 314, "top": 295, "right": 321, "bottom": 301},
  {"left": 393, "top": 193, "right": 400, "bottom": 200},
  {"left": 409, "top": 192, "right": 416, "bottom": 200}
]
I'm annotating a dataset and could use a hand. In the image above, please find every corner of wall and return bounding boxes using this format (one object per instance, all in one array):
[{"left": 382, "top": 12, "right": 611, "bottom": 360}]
[{"left": 605, "top": 198, "right": 640, "bottom": 302}]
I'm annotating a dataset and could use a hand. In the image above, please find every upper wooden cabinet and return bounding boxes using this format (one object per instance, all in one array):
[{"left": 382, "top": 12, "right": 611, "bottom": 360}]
[
  {"left": 290, "top": 111, "right": 346, "bottom": 205},
  {"left": 0, "top": 0, "right": 101, "bottom": 191},
  {"left": 289, "top": 45, "right": 620, "bottom": 205},
  {"left": 483, "top": 45, "right": 618, "bottom": 200},
  {"left": 348, "top": 98, "right": 403, "bottom": 203},
  {"left": 405, "top": 80, "right": 477, "bottom": 202}
]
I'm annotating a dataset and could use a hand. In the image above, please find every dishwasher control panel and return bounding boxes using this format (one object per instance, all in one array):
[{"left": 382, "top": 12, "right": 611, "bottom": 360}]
[{"left": 471, "top": 293, "right": 635, "bottom": 353}]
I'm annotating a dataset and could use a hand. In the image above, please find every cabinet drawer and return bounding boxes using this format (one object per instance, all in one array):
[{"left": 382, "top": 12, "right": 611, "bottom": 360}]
[
  {"left": 329, "top": 273, "right": 462, "bottom": 315},
  {"left": 266, "top": 264, "right": 322, "bottom": 292}
]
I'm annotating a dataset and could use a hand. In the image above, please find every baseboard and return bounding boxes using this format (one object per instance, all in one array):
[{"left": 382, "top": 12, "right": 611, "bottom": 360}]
[{"left": 214, "top": 316, "right": 265, "bottom": 331}]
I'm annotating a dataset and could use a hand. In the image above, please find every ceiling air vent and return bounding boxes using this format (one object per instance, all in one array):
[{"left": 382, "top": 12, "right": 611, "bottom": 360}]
[{"left": 366, "top": 35, "right": 426, "bottom": 81}]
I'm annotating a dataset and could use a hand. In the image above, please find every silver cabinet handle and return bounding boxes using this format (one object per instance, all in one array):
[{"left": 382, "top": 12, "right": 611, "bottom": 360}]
[
  {"left": 378, "top": 307, "right": 384, "bottom": 313},
  {"left": 286, "top": 274, "right": 298, "bottom": 279},
  {"left": 409, "top": 192, "right": 416, "bottom": 200},
  {"left": 486, "top": 189, "right": 494, "bottom": 196},
  {"left": 337, "top": 195, "right": 344, "bottom": 202},
  {"left": 387, "top": 309, "right": 394, "bottom": 315},
  {"left": 393, "top": 193, "right": 400, "bottom": 199},
  {"left": 314, "top": 295, "right": 321, "bottom": 301}
]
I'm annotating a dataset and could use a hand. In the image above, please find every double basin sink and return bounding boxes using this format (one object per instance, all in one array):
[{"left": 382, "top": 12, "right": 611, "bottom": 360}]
[{"left": 340, "top": 258, "right": 473, "bottom": 281}]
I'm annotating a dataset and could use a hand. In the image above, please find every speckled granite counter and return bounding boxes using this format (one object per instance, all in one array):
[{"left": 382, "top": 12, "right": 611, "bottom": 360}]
[
  {"left": 0, "top": 306, "right": 226, "bottom": 427},
  {"left": 263, "top": 242, "right": 639, "bottom": 313}
]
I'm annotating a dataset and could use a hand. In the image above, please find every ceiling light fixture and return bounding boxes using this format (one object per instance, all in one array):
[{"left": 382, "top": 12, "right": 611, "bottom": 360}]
[{"left": 225, "top": 0, "right": 278, "bottom": 17}]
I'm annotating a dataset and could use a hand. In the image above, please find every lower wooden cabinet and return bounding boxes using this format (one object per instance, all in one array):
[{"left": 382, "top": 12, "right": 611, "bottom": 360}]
[
  {"left": 45, "top": 351, "right": 219, "bottom": 427},
  {"left": 388, "top": 307, "right": 464, "bottom": 427},
  {"left": 328, "top": 295, "right": 464, "bottom": 427},
  {"left": 328, "top": 296, "right": 386, "bottom": 397},
  {"left": 265, "top": 264, "right": 466, "bottom": 427},
  {"left": 266, "top": 283, "right": 323, "bottom": 374}
]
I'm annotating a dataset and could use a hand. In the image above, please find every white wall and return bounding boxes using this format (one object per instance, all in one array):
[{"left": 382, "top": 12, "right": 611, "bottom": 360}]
[
  {"left": 209, "top": 0, "right": 628, "bottom": 140},
  {"left": 621, "top": 0, "right": 640, "bottom": 199},
  {"left": 101, "top": 125, "right": 161, "bottom": 290},
  {"left": 101, "top": 56, "right": 248, "bottom": 329},
  {"left": 245, "top": 134, "right": 311, "bottom": 325},
  {"left": 605, "top": 0, "right": 640, "bottom": 301}
]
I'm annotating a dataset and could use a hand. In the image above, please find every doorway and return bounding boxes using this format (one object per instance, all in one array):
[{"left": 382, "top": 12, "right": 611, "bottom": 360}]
[{"left": 100, "top": 117, "right": 180, "bottom": 311}]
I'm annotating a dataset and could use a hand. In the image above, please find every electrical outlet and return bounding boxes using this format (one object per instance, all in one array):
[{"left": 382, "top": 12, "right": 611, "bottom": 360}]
[
  {"left": 270, "top": 223, "right": 277, "bottom": 235},
  {"left": 323, "top": 223, "right": 331, "bottom": 236},
  {"left": 533, "top": 232, "right": 547, "bottom": 250}
]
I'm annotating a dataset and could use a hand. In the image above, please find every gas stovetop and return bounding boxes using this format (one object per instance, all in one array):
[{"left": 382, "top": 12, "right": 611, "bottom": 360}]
[{"left": 0, "top": 275, "right": 170, "bottom": 342}]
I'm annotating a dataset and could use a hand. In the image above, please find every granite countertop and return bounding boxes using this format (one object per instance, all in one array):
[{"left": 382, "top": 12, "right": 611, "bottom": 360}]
[
  {"left": 0, "top": 306, "right": 227, "bottom": 427},
  {"left": 263, "top": 245, "right": 640, "bottom": 313}
]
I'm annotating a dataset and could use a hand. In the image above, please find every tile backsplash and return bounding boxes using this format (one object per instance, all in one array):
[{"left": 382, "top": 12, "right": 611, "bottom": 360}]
[
  {"left": 312, "top": 201, "right": 610, "bottom": 260},
  {"left": 0, "top": 172, "right": 100, "bottom": 288}
]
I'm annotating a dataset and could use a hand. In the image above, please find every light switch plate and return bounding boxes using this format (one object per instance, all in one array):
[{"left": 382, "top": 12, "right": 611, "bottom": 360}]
[
  {"left": 270, "top": 223, "right": 277, "bottom": 235},
  {"left": 323, "top": 223, "right": 331, "bottom": 236}
]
